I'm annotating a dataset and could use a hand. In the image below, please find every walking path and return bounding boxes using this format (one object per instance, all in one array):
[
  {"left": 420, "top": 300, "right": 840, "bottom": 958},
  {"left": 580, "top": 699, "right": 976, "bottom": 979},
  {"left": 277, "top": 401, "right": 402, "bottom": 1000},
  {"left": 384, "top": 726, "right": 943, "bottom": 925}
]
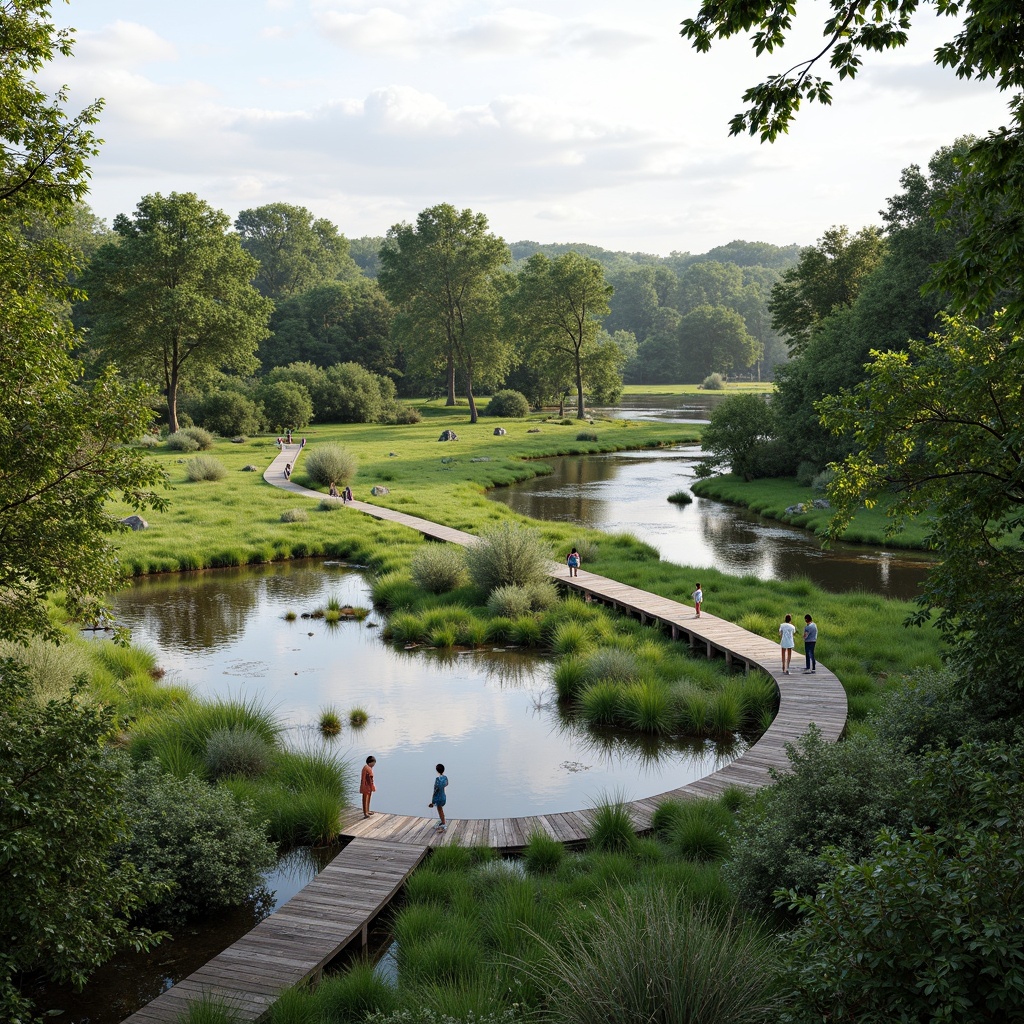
[
  {"left": 120, "top": 838, "right": 427, "bottom": 1024},
  {"left": 265, "top": 442, "right": 848, "bottom": 849}
]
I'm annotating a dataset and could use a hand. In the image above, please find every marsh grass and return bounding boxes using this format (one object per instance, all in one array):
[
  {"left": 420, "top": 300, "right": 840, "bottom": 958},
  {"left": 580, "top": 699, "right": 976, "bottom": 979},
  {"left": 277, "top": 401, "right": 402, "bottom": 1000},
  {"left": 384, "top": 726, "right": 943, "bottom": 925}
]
[
  {"left": 667, "top": 490, "right": 693, "bottom": 505},
  {"left": 204, "top": 727, "right": 275, "bottom": 780},
  {"left": 185, "top": 455, "right": 227, "bottom": 482},
  {"left": 312, "top": 963, "right": 398, "bottom": 1022},
  {"left": 580, "top": 681, "right": 624, "bottom": 726},
  {"left": 486, "top": 584, "right": 533, "bottom": 619},
  {"left": 319, "top": 707, "right": 342, "bottom": 736},
  {"left": 411, "top": 543, "right": 468, "bottom": 594},
  {"left": 523, "top": 830, "right": 565, "bottom": 874},
  {"left": 348, "top": 706, "right": 369, "bottom": 727},
  {"left": 174, "top": 994, "right": 241, "bottom": 1024},
  {"left": 669, "top": 799, "right": 735, "bottom": 861},
  {"left": 464, "top": 522, "right": 551, "bottom": 593},
  {"left": 372, "top": 572, "right": 420, "bottom": 611},
  {"left": 524, "top": 888, "right": 781, "bottom": 1024},
  {"left": 267, "top": 985, "right": 318, "bottom": 1024},
  {"left": 509, "top": 616, "right": 542, "bottom": 647},
  {"left": 587, "top": 795, "right": 637, "bottom": 853},
  {"left": 553, "top": 657, "right": 586, "bottom": 701},
  {"left": 548, "top": 619, "right": 595, "bottom": 657}
]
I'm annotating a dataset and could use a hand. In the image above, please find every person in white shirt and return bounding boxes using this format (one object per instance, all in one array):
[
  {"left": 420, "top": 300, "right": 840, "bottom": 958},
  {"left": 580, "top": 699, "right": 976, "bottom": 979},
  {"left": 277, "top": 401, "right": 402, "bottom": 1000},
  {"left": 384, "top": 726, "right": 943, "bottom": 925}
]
[{"left": 779, "top": 613, "right": 796, "bottom": 675}]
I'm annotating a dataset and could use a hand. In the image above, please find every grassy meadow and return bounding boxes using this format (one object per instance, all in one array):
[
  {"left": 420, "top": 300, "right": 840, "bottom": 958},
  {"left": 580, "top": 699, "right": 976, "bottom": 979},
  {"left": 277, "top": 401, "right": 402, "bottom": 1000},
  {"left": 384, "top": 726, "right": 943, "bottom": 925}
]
[
  {"left": 110, "top": 404, "right": 943, "bottom": 729},
  {"left": 691, "top": 473, "right": 934, "bottom": 549},
  {"left": 621, "top": 382, "right": 774, "bottom": 395}
]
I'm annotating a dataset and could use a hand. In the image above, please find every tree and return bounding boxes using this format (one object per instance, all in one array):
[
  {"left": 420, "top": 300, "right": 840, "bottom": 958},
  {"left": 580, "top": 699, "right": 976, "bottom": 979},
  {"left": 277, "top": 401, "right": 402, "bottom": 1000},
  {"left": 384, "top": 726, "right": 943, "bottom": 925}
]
[
  {"left": 821, "top": 313, "right": 1024, "bottom": 721},
  {"left": 679, "top": 0, "right": 1024, "bottom": 329},
  {"left": 234, "top": 202, "right": 359, "bottom": 300},
  {"left": 261, "top": 279, "right": 395, "bottom": 374},
  {"left": 678, "top": 303, "right": 761, "bottom": 379},
  {"left": 768, "top": 226, "right": 885, "bottom": 355},
  {"left": 1, "top": 4, "right": 164, "bottom": 646},
  {"left": 258, "top": 379, "right": 313, "bottom": 431},
  {"left": 379, "top": 204, "right": 511, "bottom": 421},
  {"left": 512, "top": 251, "right": 614, "bottom": 418},
  {"left": 83, "top": 193, "right": 273, "bottom": 432},
  {"left": 696, "top": 393, "right": 783, "bottom": 481},
  {"left": 0, "top": 665, "right": 159, "bottom": 1022}
]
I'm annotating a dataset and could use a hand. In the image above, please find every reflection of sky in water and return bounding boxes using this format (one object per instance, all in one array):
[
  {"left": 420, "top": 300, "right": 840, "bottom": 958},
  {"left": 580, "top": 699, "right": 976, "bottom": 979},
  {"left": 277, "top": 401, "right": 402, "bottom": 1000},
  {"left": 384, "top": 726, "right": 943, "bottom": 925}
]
[
  {"left": 114, "top": 563, "right": 739, "bottom": 819},
  {"left": 490, "top": 445, "right": 933, "bottom": 601}
]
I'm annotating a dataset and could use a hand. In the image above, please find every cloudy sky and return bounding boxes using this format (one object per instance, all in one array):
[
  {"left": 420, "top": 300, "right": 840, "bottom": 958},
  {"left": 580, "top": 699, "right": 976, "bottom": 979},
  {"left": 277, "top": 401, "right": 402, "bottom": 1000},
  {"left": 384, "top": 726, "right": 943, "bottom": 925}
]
[{"left": 47, "top": 0, "right": 1007, "bottom": 254}]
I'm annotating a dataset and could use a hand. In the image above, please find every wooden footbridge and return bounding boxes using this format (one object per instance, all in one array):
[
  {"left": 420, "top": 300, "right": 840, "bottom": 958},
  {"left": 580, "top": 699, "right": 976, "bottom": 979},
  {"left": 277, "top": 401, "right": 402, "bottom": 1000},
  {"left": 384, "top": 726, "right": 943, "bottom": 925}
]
[{"left": 119, "top": 444, "right": 847, "bottom": 1024}]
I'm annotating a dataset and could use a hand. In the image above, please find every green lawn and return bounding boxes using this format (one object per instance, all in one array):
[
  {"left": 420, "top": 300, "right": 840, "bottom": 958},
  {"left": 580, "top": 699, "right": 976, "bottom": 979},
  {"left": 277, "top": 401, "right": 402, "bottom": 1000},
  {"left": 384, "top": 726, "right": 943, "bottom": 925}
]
[
  {"left": 621, "top": 382, "right": 774, "bottom": 396},
  {"left": 691, "top": 474, "right": 933, "bottom": 550}
]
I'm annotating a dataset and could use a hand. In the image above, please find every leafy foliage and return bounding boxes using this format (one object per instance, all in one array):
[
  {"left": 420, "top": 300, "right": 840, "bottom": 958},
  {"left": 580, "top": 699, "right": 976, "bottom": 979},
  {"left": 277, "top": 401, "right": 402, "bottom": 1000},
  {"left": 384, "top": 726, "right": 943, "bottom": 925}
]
[
  {"left": 115, "top": 760, "right": 276, "bottom": 926},
  {"left": 410, "top": 543, "right": 468, "bottom": 595},
  {"left": 485, "top": 389, "right": 530, "bottom": 417},
  {"left": 782, "top": 743, "right": 1024, "bottom": 1023},
  {"left": 464, "top": 522, "right": 551, "bottom": 594},
  {"left": 723, "top": 727, "right": 913, "bottom": 917},
  {"left": 696, "top": 393, "right": 784, "bottom": 481},
  {"left": 82, "top": 192, "right": 273, "bottom": 432},
  {"left": 0, "top": 663, "right": 157, "bottom": 1019}
]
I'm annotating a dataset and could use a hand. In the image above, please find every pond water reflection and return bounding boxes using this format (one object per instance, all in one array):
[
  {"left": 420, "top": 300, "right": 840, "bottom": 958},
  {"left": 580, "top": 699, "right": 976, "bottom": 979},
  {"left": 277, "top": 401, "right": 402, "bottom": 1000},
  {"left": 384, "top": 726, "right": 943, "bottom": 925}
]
[
  {"left": 489, "top": 445, "right": 933, "bottom": 601},
  {"left": 113, "top": 561, "right": 742, "bottom": 821}
]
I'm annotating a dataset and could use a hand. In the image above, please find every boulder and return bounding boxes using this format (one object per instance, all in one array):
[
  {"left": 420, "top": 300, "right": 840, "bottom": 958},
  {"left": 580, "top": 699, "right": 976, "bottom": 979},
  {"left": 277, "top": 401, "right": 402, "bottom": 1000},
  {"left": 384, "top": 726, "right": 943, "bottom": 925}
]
[
  {"left": 784, "top": 503, "right": 807, "bottom": 515},
  {"left": 230, "top": 436, "right": 246, "bottom": 444},
  {"left": 371, "top": 485, "right": 391, "bottom": 496},
  {"left": 242, "top": 464, "right": 259, "bottom": 472},
  {"left": 438, "top": 429, "right": 459, "bottom": 441},
  {"left": 493, "top": 427, "right": 506, "bottom": 436},
  {"left": 812, "top": 498, "right": 831, "bottom": 509},
  {"left": 120, "top": 515, "right": 149, "bottom": 531},
  {"left": 527, "top": 428, "right": 541, "bottom": 433}
]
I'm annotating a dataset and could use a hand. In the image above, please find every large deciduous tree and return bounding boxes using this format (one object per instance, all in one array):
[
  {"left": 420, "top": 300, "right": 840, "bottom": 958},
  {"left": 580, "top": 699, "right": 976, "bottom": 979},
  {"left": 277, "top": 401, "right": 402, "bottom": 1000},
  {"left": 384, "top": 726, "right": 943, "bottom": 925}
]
[
  {"left": 234, "top": 202, "right": 359, "bottom": 300},
  {"left": 679, "top": 303, "right": 760, "bottom": 379},
  {"left": 512, "top": 251, "right": 614, "bottom": 418},
  {"left": 1, "top": 1, "right": 165, "bottom": 645},
  {"left": 379, "top": 204, "right": 512, "bottom": 421},
  {"left": 83, "top": 193, "right": 273, "bottom": 432}
]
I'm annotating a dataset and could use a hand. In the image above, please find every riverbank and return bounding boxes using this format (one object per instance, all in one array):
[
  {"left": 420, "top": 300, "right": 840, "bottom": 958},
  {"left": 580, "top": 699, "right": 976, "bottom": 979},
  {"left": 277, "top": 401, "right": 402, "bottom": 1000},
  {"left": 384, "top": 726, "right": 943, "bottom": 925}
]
[{"left": 691, "top": 474, "right": 933, "bottom": 550}]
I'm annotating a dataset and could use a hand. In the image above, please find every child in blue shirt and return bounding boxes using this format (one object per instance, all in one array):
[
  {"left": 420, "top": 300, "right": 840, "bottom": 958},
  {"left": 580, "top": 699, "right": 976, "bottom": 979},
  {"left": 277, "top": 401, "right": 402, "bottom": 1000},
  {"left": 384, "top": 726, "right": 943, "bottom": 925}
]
[{"left": 428, "top": 763, "right": 449, "bottom": 832}]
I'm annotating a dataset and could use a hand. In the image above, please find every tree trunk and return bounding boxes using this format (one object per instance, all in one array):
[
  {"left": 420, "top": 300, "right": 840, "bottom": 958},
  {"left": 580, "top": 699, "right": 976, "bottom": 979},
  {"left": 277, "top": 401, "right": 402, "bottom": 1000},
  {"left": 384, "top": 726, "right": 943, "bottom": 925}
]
[
  {"left": 575, "top": 358, "right": 585, "bottom": 419},
  {"left": 466, "top": 378, "right": 478, "bottom": 423},
  {"left": 446, "top": 351, "right": 456, "bottom": 406},
  {"left": 167, "top": 372, "right": 179, "bottom": 433}
]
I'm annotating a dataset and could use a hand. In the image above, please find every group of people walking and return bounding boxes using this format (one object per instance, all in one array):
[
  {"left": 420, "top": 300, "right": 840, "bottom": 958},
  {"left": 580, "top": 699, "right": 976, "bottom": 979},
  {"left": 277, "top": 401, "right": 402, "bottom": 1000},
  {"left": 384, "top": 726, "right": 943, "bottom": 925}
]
[{"left": 360, "top": 756, "right": 450, "bottom": 833}]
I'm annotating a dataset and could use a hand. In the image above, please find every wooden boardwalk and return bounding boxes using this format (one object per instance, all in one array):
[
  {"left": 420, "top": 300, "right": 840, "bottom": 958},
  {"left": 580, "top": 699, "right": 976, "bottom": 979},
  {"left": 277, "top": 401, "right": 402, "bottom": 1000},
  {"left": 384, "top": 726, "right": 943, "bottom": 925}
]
[
  {"left": 265, "top": 444, "right": 849, "bottom": 850},
  {"left": 120, "top": 838, "right": 427, "bottom": 1024}
]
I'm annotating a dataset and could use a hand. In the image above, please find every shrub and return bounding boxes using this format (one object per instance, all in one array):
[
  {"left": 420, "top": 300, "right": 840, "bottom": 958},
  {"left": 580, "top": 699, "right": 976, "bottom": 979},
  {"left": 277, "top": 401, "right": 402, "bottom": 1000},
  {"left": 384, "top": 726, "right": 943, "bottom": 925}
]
[
  {"left": 575, "top": 430, "right": 598, "bottom": 442},
  {"left": 811, "top": 467, "right": 836, "bottom": 493},
  {"left": 185, "top": 455, "right": 227, "bottom": 482},
  {"left": 115, "top": 760, "right": 276, "bottom": 926},
  {"left": 583, "top": 647, "right": 640, "bottom": 686},
  {"left": 165, "top": 431, "right": 199, "bottom": 453},
  {"left": 523, "top": 831, "right": 565, "bottom": 874},
  {"left": 871, "top": 668, "right": 972, "bottom": 755},
  {"left": 259, "top": 380, "right": 313, "bottom": 430},
  {"left": 135, "top": 433, "right": 160, "bottom": 448},
  {"left": 670, "top": 799, "right": 735, "bottom": 861},
  {"left": 181, "top": 426, "right": 214, "bottom": 450},
  {"left": 524, "top": 580, "right": 558, "bottom": 610},
  {"left": 486, "top": 584, "right": 533, "bottom": 619},
  {"left": 204, "top": 727, "right": 275, "bottom": 780},
  {"left": 280, "top": 509, "right": 308, "bottom": 523},
  {"left": 568, "top": 537, "right": 598, "bottom": 563},
  {"left": 587, "top": 796, "right": 637, "bottom": 853},
  {"left": 527, "top": 888, "right": 781, "bottom": 1024},
  {"left": 318, "top": 497, "right": 341, "bottom": 511},
  {"left": 303, "top": 443, "right": 357, "bottom": 488},
  {"left": 196, "top": 390, "right": 263, "bottom": 437},
  {"left": 464, "top": 522, "right": 551, "bottom": 594},
  {"left": 411, "top": 544, "right": 468, "bottom": 594},
  {"left": 485, "top": 389, "right": 530, "bottom": 418},
  {"left": 723, "top": 727, "right": 914, "bottom": 917},
  {"left": 701, "top": 372, "right": 725, "bottom": 389},
  {"left": 795, "top": 460, "right": 818, "bottom": 487},
  {"left": 391, "top": 404, "right": 422, "bottom": 424}
]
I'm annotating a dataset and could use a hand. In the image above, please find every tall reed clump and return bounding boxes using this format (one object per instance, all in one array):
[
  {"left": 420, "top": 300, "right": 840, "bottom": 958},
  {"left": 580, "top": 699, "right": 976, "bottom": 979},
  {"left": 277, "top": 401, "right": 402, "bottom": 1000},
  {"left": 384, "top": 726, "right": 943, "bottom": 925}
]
[
  {"left": 303, "top": 443, "right": 357, "bottom": 487},
  {"left": 410, "top": 543, "right": 468, "bottom": 594},
  {"left": 526, "top": 888, "right": 781, "bottom": 1024},
  {"left": 464, "top": 522, "right": 551, "bottom": 594},
  {"left": 185, "top": 455, "right": 227, "bottom": 482},
  {"left": 587, "top": 794, "right": 637, "bottom": 853},
  {"left": 371, "top": 571, "right": 420, "bottom": 611}
]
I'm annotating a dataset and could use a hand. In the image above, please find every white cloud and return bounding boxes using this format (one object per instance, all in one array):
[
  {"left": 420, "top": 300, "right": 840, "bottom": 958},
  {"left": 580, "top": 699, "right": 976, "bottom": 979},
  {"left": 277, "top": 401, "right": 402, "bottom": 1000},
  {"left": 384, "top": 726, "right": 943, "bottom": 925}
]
[{"left": 74, "top": 20, "right": 177, "bottom": 68}]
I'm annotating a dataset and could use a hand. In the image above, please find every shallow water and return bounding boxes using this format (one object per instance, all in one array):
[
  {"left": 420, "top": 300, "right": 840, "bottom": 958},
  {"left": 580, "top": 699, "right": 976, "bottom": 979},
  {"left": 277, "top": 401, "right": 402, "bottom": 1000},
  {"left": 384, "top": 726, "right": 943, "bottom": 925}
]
[{"left": 113, "top": 561, "right": 742, "bottom": 820}]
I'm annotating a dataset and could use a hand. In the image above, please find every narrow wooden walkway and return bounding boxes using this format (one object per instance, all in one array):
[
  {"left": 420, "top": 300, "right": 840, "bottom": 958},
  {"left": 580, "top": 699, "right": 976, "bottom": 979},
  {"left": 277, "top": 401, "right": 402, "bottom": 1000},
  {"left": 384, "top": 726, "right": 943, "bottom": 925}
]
[
  {"left": 264, "top": 444, "right": 849, "bottom": 850},
  {"left": 120, "top": 838, "right": 427, "bottom": 1024}
]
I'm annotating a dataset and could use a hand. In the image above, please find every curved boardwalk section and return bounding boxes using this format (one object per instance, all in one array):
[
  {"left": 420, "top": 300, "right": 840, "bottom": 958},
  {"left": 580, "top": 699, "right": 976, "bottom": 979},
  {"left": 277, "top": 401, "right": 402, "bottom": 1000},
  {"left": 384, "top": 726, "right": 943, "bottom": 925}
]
[{"left": 265, "top": 443, "right": 848, "bottom": 850}]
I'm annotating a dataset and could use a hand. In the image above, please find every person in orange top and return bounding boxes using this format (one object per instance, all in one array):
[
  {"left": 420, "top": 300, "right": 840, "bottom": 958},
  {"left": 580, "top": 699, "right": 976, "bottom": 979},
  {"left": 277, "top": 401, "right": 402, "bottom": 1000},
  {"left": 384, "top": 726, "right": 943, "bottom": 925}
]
[{"left": 360, "top": 755, "right": 377, "bottom": 817}]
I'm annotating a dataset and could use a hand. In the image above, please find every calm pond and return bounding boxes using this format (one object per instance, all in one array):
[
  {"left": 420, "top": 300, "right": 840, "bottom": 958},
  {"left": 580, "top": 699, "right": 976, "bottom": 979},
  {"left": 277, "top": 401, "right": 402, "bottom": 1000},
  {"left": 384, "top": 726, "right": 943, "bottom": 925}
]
[
  {"left": 493, "top": 394, "right": 934, "bottom": 601},
  {"left": 113, "top": 561, "right": 742, "bottom": 821}
]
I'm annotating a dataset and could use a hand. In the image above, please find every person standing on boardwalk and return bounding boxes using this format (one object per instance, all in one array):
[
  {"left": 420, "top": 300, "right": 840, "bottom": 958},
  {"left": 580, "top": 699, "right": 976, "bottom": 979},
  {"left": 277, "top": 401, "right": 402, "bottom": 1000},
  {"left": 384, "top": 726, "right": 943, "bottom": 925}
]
[
  {"left": 803, "top": 614, "right": 818, "bottom": 673},
  {"left": 567, "top": 547, "right": 581, "bottom": 577},
  {"left": 428, "top": 763, "right": 448, "bottom": 832},
  {"left": 360, "top": 756, "right": 377, "bottom": 818},
  {"left": 692, "top": 583, "right": 703, "bottom": 618},
  {"left": 779, "top": 614, "right": 796, "bottom": 674}
]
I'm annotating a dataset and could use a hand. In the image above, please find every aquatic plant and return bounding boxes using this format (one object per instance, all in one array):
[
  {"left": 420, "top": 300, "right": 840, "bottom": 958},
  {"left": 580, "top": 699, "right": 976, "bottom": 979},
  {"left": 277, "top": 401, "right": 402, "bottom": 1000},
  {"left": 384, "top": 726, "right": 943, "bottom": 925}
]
[
  {"left": 319, "top": 708, "right": 342, "bottom": 736},
  {"left": 587, "top": 795, "right": 637, "bottom": 854},
  {"left": 349, "top": 706, "right": 369, "bottom": 727}
]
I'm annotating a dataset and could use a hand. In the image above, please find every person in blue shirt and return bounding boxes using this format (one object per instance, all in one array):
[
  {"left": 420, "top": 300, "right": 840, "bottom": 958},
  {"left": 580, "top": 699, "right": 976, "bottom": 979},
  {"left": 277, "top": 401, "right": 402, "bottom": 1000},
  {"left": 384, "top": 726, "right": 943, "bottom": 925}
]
[
  {"left": 428, "top": 763, "right": 449, "bottom": 832},
  {"left": 803, "top": 614, "right": 818, "bottom": 673}
]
